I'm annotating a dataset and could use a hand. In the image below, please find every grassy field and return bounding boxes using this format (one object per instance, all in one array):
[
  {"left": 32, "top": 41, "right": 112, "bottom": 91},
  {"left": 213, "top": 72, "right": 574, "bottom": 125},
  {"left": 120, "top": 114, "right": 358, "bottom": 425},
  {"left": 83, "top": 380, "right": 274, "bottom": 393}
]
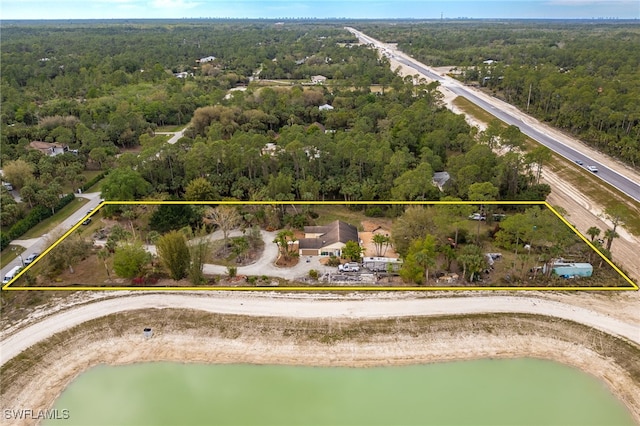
[
  {"left": 21, "top": 198, "right": 89, "bottom": 240},
  {"left": 452, "top": 97, "right": 640, "bottom": 236}
]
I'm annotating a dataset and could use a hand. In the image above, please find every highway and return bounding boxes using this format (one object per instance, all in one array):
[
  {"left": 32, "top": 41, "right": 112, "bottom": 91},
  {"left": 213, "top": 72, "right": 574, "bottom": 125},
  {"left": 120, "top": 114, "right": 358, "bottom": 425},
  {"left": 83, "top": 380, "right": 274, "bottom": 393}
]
[{"left": 346, "top": 28, "right": 640, "bottom": 203}]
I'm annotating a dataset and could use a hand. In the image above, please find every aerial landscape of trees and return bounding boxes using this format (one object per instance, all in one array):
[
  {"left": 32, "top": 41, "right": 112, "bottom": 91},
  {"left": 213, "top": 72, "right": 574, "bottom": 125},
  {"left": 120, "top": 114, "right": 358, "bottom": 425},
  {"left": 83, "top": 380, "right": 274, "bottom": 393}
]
[{"left": 0, "top": 19, "right": 633, "bottom": 284}]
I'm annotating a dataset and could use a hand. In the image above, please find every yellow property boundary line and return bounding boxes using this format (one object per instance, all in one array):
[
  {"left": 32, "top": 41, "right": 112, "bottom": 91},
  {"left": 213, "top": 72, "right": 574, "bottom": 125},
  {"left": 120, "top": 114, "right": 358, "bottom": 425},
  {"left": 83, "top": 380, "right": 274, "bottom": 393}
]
[{"left": 3, "top": 201, "right": 637, "bottom": 291}]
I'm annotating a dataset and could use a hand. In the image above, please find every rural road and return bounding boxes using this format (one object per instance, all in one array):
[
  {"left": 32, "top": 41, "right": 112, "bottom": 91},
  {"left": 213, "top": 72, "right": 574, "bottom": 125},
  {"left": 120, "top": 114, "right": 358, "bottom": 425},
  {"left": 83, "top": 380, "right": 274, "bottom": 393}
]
[
  {"left": 1, "top": 192, "right": 103, "bottom": 281},
  {"left": 1, "top": 293, "right": 638, "bottom": 366}
]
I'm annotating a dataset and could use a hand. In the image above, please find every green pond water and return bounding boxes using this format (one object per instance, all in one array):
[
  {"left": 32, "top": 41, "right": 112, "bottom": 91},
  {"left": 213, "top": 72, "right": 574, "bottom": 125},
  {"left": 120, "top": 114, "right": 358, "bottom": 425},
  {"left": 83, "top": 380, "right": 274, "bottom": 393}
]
[{"left": 44, "top": 358, "right": 635, "bottom": 426}]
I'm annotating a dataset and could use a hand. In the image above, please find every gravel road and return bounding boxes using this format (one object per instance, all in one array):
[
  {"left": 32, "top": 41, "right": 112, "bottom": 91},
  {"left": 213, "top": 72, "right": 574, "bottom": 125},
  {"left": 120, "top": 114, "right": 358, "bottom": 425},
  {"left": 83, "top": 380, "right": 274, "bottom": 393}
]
[{"left": 2, "top": 293, "right": 638, "bottom": 366}]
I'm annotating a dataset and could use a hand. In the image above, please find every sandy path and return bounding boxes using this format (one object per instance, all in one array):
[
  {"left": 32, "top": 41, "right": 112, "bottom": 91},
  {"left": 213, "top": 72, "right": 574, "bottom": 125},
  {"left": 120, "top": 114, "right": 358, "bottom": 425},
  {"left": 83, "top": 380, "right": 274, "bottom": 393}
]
[{"left": 2, "top": 293, "right": 638, "bottom": 366}]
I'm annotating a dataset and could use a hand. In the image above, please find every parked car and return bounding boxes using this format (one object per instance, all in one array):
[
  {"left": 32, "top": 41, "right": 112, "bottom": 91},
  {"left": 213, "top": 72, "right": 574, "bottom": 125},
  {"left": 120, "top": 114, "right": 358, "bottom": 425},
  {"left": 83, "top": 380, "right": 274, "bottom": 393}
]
[
  {"left": 338, "top": 262, "right": 360, "bottom": 272},
  {"left": 468, "top": 213, "right": 486, "bottom": 221},
  {"left": 587, "top": 165, "right": 598, "bottom": 173},
  {"left": 81, "top": 218, "right": 92, "bottom": 225},
  {"left": 24, "top": 253, "right": 41, "bottom": 265}
]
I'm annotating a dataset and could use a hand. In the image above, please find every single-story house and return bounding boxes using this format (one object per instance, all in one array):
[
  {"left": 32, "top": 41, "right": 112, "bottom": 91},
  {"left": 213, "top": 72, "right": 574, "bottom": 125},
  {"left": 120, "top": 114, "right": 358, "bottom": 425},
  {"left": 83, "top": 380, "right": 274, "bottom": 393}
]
[
  {"left": 298, "top": 220, "right": 359, "bottom": 257},
  {"left": 319, "top": 104, "right": 334, "bottom": 111},
  {"left": 198, "top": 56, "right": 216, "bottom": 63},
  {"left": 311, "top": 75, "right": 327, "bottom": 84},
  {"left": 28, "top": 141, "right": 69, "bottom": 157}
]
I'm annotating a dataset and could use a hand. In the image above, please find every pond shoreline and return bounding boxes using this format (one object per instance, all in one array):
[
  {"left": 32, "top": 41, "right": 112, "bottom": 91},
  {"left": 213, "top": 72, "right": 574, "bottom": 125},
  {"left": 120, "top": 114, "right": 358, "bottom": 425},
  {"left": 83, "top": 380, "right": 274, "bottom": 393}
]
[{"left": 1, "top": 308, "right": 639, "bottom": 426}]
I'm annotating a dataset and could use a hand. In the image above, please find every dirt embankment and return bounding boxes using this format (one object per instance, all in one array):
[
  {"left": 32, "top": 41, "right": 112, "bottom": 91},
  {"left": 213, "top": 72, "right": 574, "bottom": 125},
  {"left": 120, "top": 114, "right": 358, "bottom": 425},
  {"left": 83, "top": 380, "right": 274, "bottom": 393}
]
[{"left": 1, "top": 308, "right": 639, "bottom": 426}]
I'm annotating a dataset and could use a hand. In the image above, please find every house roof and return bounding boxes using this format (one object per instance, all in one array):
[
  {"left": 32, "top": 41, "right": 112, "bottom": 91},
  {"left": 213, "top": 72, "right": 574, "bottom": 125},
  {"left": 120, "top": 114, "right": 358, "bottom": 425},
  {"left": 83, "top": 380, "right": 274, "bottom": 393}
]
[
  {"left": 299, "top": 220, "right": 358, "bottom": 250},
  {"left": 29, "top": 141, "right": 64, "bottom": 150},
  {"left": 28, "top": 141, "right": 68, "bottom": 156},
  {"left": 432, "top": 171, "right": 450, "bottom": 190}
]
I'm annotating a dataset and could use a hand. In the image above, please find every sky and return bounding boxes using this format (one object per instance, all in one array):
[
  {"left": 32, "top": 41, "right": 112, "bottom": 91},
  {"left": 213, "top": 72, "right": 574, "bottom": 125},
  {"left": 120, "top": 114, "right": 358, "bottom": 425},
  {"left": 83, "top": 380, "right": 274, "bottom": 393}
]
[{"left": 1, "top": 0, "right": 639, "bottom": 20}]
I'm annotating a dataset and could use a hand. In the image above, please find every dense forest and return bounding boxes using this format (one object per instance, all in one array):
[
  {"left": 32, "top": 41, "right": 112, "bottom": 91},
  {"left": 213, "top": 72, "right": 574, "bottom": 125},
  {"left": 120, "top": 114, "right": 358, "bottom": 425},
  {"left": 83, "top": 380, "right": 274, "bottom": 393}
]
[
  {"left": 1, "top": 20, "right": 553, "bottom": 244},
  {"left": 360, "top": 20, "right": 640, "bottom": 167}
]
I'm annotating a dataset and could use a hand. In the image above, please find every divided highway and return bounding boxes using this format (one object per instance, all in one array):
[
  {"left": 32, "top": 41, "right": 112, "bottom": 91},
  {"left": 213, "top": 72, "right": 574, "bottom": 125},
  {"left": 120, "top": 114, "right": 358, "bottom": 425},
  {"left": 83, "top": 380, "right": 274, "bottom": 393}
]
[{"left": 347, "top": 28, "right": 640, "bottom": 203}]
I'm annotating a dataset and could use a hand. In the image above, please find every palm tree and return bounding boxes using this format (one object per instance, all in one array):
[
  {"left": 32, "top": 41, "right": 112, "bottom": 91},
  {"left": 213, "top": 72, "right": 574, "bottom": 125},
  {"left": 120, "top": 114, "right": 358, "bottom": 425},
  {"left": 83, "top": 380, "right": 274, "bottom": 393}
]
[
  {"left": 97, "top": 248, "right": 112, "bottom": 281},
  {"left": 372, "top": 233, "right": 391, "bottom": 257},
  {"left": 604, "top": 229, "right": 618, "bottom": 251},
  {"left": 273, "top": 229, "right": 296, "bottom": 260},
  {"left": 586, "top": 226, "right": 601, "bottom": 242}
]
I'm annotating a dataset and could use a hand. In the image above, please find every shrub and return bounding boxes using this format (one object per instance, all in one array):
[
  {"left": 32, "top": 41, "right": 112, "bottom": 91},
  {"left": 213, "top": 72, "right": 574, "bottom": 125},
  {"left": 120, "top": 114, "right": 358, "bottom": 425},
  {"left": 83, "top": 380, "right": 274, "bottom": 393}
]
[
  {"left": 81, "top": 172, "right": 106, "bottom": 192},
  {"left": 326, "top": 255, "right": 341, "bottom": 267},
  {"left": 227, "top": 266, "right": 237, "bottom": 278},
  {"left": 309, "top": 269, "right": 319, "bottom": 279},
  {"left": 365, "top": 206, "right": 384, "bottom": 217}
]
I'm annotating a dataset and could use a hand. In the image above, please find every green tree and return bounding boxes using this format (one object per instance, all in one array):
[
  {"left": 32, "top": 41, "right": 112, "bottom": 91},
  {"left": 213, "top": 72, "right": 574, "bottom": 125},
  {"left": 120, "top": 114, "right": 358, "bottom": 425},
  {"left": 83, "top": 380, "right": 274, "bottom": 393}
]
[
  {"left": 100, "top": 168, "right": 151, "bottom": 215},
  {"left": 44, "top": 235, "right": 92, "bottom": 276},
  {"left": 467, "top": 181, "right": 499, "bottom": 201},
  {"left": 184, "top": 177, "right": 218, "bottom": 201},
  {"left": 601, "top": 205, "right": 628, "bottom": 238},
  {"left": 372, "top": 233, "right": 391, "bottom": 257},
  {"left": 3, "top": 159, "right": 35, "bottom": 189},
  {"left": 156, "top": 231, "right": 190, "bottom": 280},
  {"left": 342, "top": 240, "right": 364, "bottom": 262},
  {"left": 391, "top": 206, "right": 438, "bottom": 257},
  {"left": 113, "top": 242, "right": 151, "bottom": 279},
  {"left": 604, "top": 229, "right": 619, "bottom": 252},
  {"left": 458, "top": 244, "right": 486, "bottom": 282},
  {"left": 400, "top": 234, "right": 437, "bottom": 284},
  {"left": 273, "top": 229, "right": 296, "bottom": 260},
  {"left": 150, "top": 204, "right": 198, "bottom": 234},
  {"left": 186, "top": 225, "right": 210, "bottom": 285},
  {"left": 525, "top": 146, "right": 552, "bottom": 185},
  {"left": 586, "top": 226, "right": 601, "bottom": 242},
  {"left": 96, "top": 247, "right": 112, "bottom": 280}
]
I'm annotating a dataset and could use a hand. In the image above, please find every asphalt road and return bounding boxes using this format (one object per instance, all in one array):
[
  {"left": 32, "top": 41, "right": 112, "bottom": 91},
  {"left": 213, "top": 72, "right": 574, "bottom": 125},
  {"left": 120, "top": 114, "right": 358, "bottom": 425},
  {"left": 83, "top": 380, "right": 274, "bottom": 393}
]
[
  {"left": 347, "top": 27, "right": 640, "bottom": 203},
  {"left": 1, "top": 192, "right": 104, "bottom": 283}
]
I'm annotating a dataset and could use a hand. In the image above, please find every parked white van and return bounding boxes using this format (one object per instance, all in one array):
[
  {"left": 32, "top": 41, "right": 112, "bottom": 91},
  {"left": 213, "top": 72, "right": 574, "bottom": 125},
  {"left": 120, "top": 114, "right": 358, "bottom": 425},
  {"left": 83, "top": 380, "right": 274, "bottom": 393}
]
[
  {"left": 338, "top": 262, "right": 360, "bottom": 272},
  {"left": 2, "top": 266, "right": 22, "bottom": 284}
]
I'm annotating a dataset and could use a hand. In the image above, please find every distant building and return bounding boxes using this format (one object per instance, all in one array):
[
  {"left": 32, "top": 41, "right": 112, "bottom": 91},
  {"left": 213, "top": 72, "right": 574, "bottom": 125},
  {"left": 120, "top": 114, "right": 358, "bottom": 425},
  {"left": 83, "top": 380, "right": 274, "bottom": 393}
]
[
  {"left": 311, "top": 75, "right": 327, "bottom": 84},
  {"left": 319, "top": 104, "right": 334, "bottom": 111},
  {"left": 28, "top": 141, "right": 69, "bottom": 157},
  {"left": 174, "top": 71, "right": 193, "bottom": 78},
  {"left": 483, "top": 59, "right": 496, "bottom": 65},
  {"left": 432, "top": 171, "right": 450, "bottom": 191},
  {"left": 261, "top": 143, "right": 279, "bottom": 157},
  {"left": 298, "top": 220, "right": 359, "bottom": 257},
  {"left": 198, "top": 56, "right": 216, "bottom": 63}
]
